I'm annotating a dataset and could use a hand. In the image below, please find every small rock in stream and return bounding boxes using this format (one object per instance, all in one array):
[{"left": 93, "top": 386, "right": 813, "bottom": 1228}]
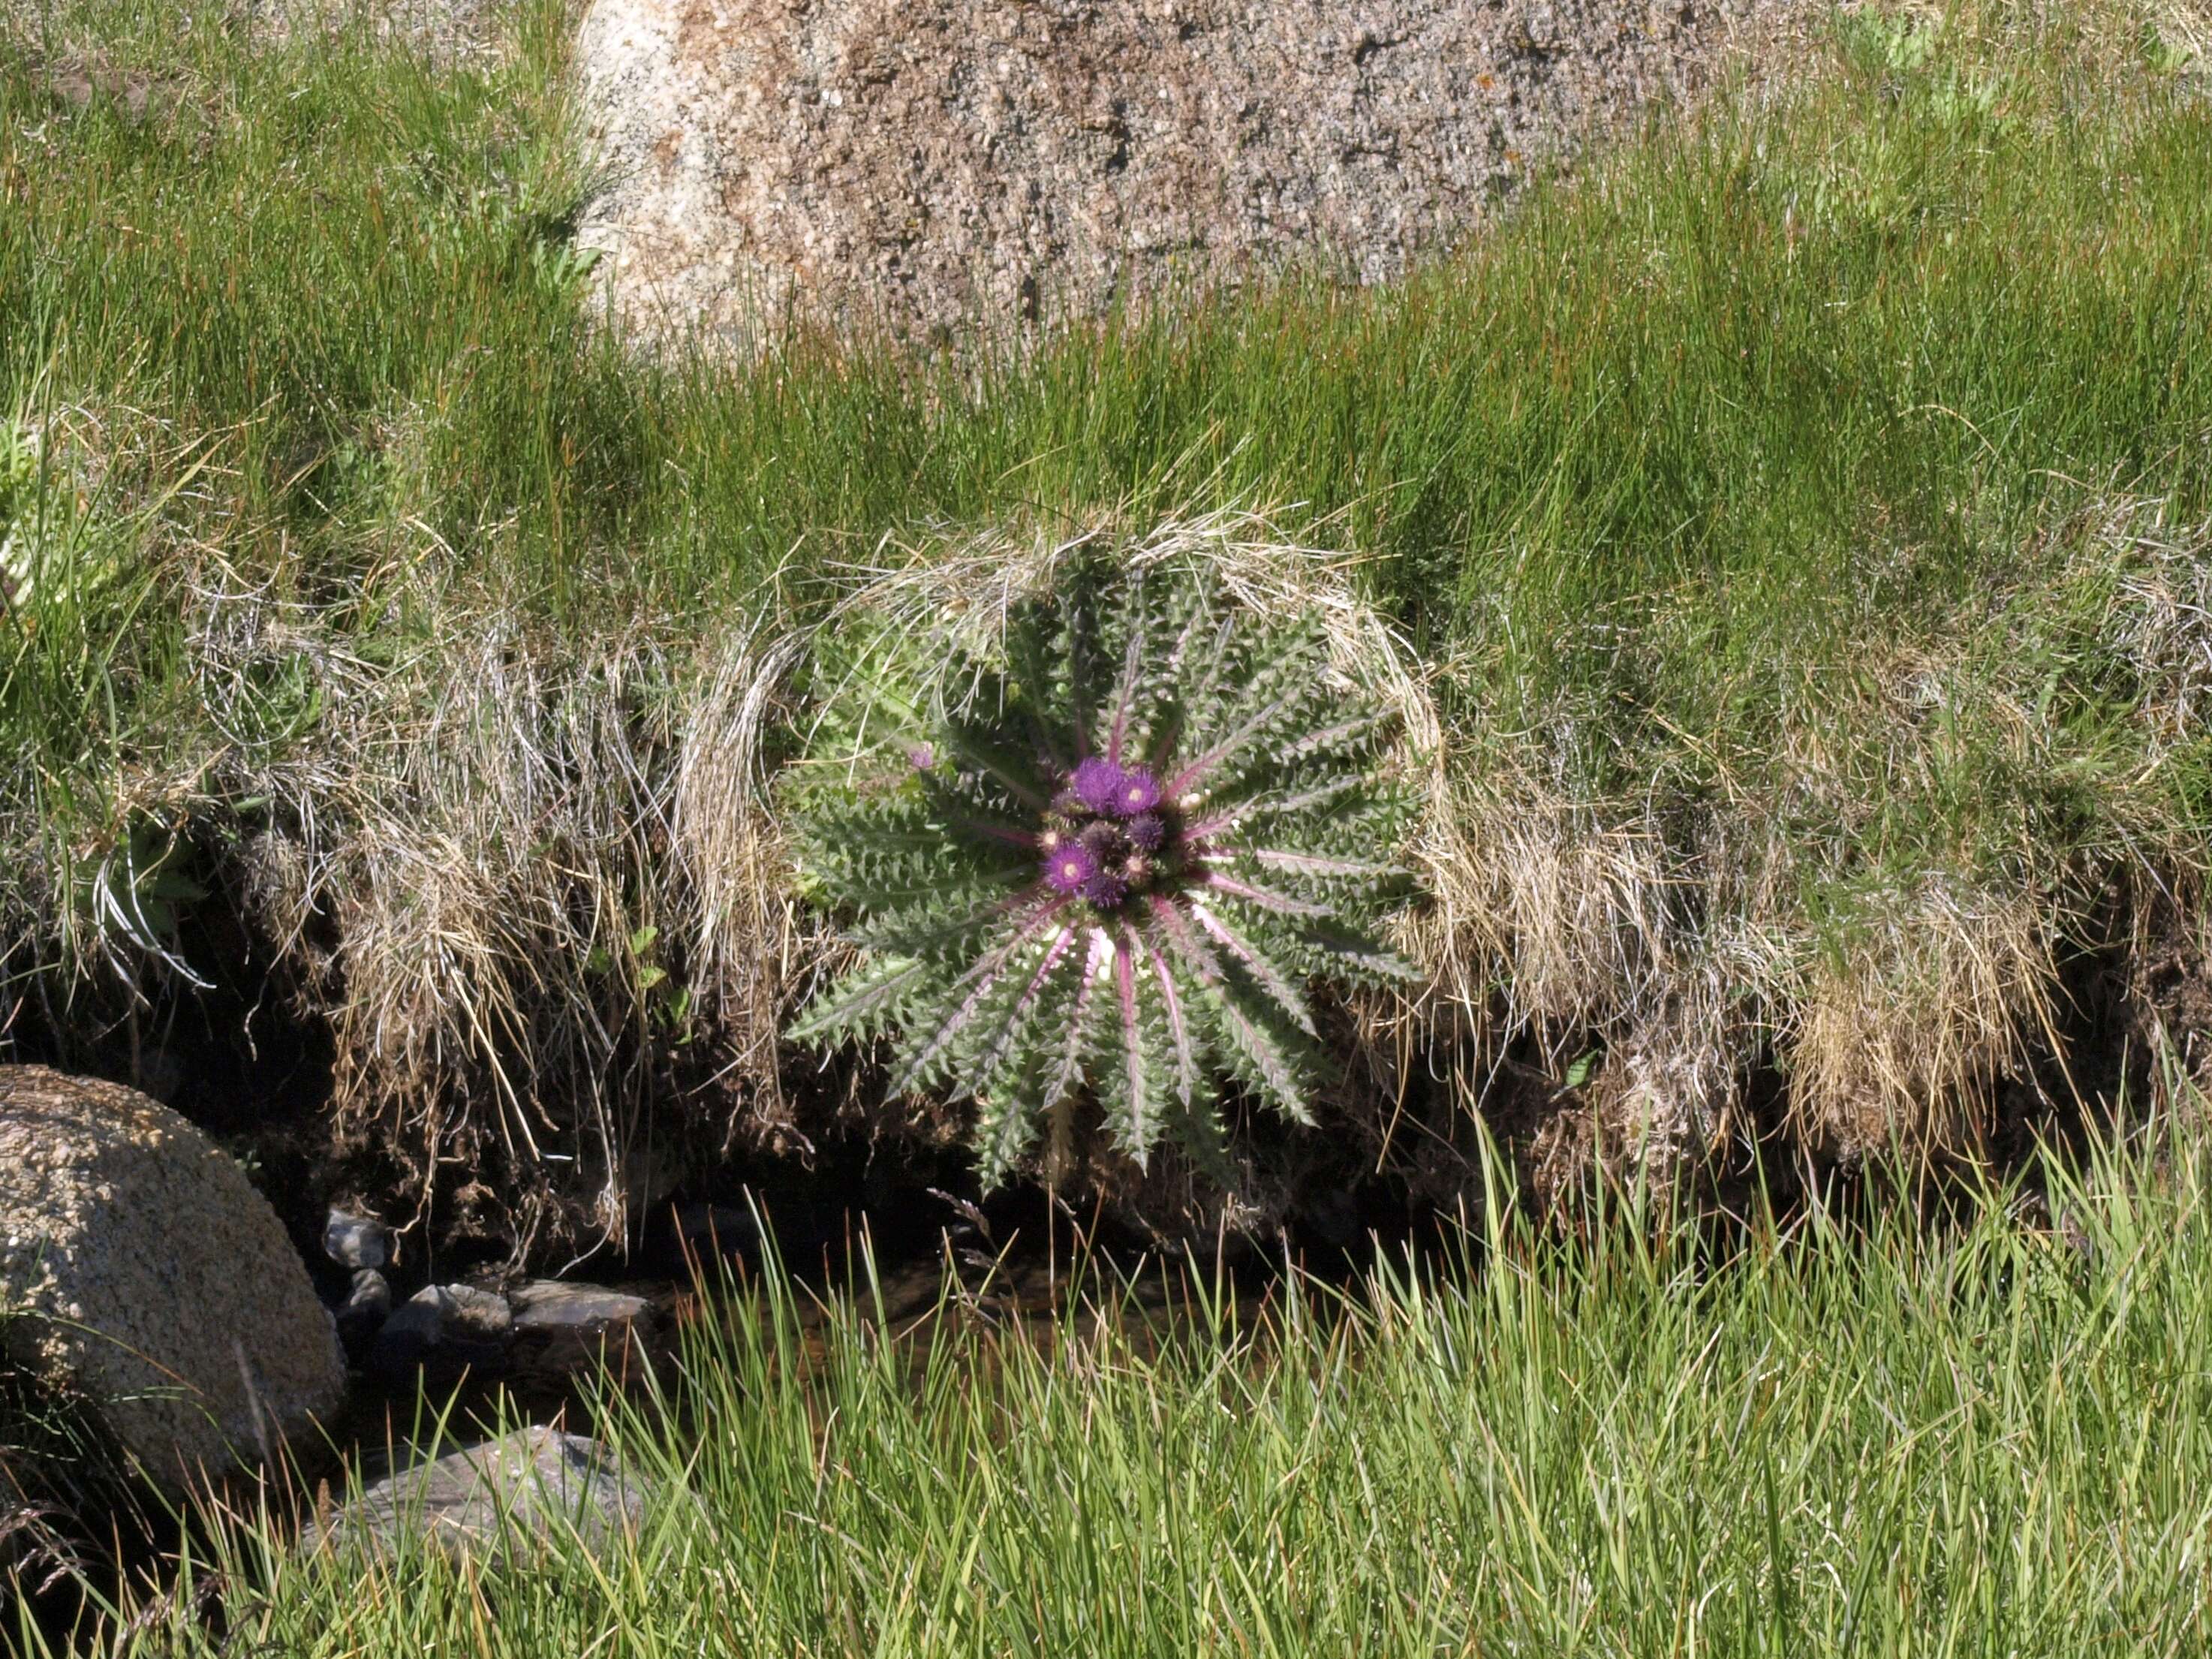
[
  {"left": 335, "top": 1267, "right": 393, "bottom": 1359},
  {"left": 430, "top": 1284, "right": 514, "bottom": 1339},
  {"left": 511, "top": 1280, "right": 649, "bottom": 1332},
  {"left": 508, "top": 1281, "right": 657, "bottom": 1387},
  {"left": 369, "top": 1284, "right": 513, "bottom": 1377},
  {"left": 323, "top": 1208, "right": 390, "bottom": 1271}
]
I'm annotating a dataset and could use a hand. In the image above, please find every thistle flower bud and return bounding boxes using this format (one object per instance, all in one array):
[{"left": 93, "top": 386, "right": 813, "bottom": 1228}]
[
  {"left": 1079, "top": 818, "right": 1127, "bottom": 860},
  {"left": 1071, "top": 756, "right": 1127, "bottom": 814},
  {"left": 1081, "top": 869, "right": 1128, "bottom": 908}
]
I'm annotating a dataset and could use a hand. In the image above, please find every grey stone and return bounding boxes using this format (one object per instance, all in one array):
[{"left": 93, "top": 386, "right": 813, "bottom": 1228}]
[
  {"left": 323, "top": 1209, "right": 390, "bottom": 1271},
  {"left": 334, "top": 1268, "right": 393, "bottom": 1361},
  {"left": 510, "top": 1281, "right": 649, "bottom": 1333},
  {"left": 345, "top": 1269, "right": 393, "bottom": 1320},
  {"left": 0, "top": 1067, "right": 345, "bottom": 1492},
  {"left": 369, "top": 1284, "right": 513, "bottom": 1377},
  {"left": 304, "top": 1428, "right": 654, "bottom": 1568},
  {"left": 573, "top": 0, "right": 1818, "bottom": 355},
  {"left": 509, "top": 1281, "right": 656, "bottom": 1385},
  {"left": 377, "top": 1295, "right": 441, "bottom": 1343},
  {"left": 425, "top": 1283, "right": 513, "bottom": 1341}
]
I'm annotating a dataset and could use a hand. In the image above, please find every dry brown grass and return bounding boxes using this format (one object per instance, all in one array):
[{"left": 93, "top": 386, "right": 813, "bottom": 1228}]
[
  {"left": 152, "top": 551, "right": 830, "bottom": 1253},
  {"left": 1786, "top": 884, "right": 2058, "bottom": 1156},
  {"left": 1365, "top": 494, "right": 2210, "bottom": 1194},
  {"left": 671, "top": 626, "right": 815, "bottom": 1154}
]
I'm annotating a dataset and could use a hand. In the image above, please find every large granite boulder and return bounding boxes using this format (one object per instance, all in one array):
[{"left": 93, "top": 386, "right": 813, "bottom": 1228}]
[
  {"left": 0, "top": 1067, "right": 345, "bottom": 1492},
  {"left": 575, "top": 0, "right": 1798, "bottom": 352}
]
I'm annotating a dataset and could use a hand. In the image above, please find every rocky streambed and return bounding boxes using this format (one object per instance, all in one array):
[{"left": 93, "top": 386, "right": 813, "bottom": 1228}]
[
  {"left": 2, "top": 1067, "right": 712, "bottom": 1603},
  {"left": 2, "top": 1064, "right": 1203, "bottom": 1620}
]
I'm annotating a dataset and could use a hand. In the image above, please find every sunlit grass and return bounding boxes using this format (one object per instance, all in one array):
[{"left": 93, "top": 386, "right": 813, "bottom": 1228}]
[
  {"left": 3, "top": 0, "right": 2207, "bottom": 857},
  {"left": 23, "top": 1117, "right": 2212, "bottom": 1657},
  {"left": 4, "top": 20, "right": 2212, "bottom": 1633}
]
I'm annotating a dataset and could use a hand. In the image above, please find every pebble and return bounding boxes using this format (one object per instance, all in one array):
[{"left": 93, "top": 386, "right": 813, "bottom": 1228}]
[{"left": 323, "top": 1209, "right": 391, "bottom": 1271}]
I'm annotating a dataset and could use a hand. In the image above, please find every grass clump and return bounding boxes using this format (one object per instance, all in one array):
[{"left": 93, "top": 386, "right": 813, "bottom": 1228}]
[
  {"left": 38, "top": 1120, "right": 2212, "bottom": 1657},
  {"left": 0, "top": 1, "right": 2208, "bottom": 1233}
]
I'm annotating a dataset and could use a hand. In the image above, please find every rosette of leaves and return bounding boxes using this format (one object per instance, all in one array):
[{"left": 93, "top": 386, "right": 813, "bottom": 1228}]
[{"left": 787, "top": 560, "right": 1416, "bottom": 1186}]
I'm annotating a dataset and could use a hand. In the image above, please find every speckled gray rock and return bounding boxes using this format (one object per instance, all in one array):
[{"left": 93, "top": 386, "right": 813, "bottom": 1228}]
[
  {"left": 303, "top": 1427, "right": 655, "bottom": 1567},
  {"left": 344, "top": 1269, "right": 394, "bottom": 1319},
  {"left": 511, "top": 1281, "right": 650, "bottom": 1334},
  {"left": 426, "top": 1283, "right": 513, "bottom": 1340},
  {"left": 574, "top": 0, "right": 1811, "bottom": 353},
  {"left": 335, "top": 1268, "right": 393, "bottom": 1359},
  {"left": 0, "top": 1067, "right": 345, "bottom": 1492}
]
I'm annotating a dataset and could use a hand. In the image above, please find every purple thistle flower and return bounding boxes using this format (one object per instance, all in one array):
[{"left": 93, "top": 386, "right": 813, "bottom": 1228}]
[
  {"left": 1082, "top": 869, "right": 1129, "bottom": 908},
  {"left": 1042, "top": 840, "right": 1100, "bottom": 897},
  {"left": 1112, "top": 768, "right": 1161, "bottom": 817},
  {"left": 1071, "top": 756, "right": 1127, "bottom": 814},
  {"left": 1125, "top": 811, "right": 1166, "bottom": 851}
]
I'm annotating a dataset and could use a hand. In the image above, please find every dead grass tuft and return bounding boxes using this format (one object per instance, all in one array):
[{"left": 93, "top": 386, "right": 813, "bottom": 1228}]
[
  {"left": 1395, "top": 496, "right": 2212, "bottom": 1192},
  {"left": 1786, "top": 884, "right": 2058, "bottom": 1157},
  {"left": 161, "top": 559, "right": 830, "bottom": 1255},
  {"left": 672, "top": 627, "right": 817, "bottom": 1155}
]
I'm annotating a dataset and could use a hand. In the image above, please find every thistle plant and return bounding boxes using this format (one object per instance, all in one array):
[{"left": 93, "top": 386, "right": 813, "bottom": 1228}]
[{"left": 787, "top": 561, "right": 1416, "bottom": 1185}]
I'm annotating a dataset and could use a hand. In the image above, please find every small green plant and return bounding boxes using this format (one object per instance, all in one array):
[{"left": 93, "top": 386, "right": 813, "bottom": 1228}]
[
  {"left": 787, "top": 560, "right": 1415, "bottom": 1185},
  {"left": 68, "top": 818, "right": 210, "bottom": 988},
  {"left": 0, "top": 418, "right": 39, "bottom": 619},
  {"left": 0, "top": 414, "right": 122, "bottom": 630}
]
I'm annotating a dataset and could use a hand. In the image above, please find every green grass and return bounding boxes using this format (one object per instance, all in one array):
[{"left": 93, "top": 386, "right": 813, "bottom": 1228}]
[
  {"left": 26, "top": 1122, "right": 2212, "bottom": 1657},
  {"left": 1, "top": 0, "right": 2209, "bottom": 1218},
  {"left": 9, "top": 4, "right": 2212, "bottom": 1648}
]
